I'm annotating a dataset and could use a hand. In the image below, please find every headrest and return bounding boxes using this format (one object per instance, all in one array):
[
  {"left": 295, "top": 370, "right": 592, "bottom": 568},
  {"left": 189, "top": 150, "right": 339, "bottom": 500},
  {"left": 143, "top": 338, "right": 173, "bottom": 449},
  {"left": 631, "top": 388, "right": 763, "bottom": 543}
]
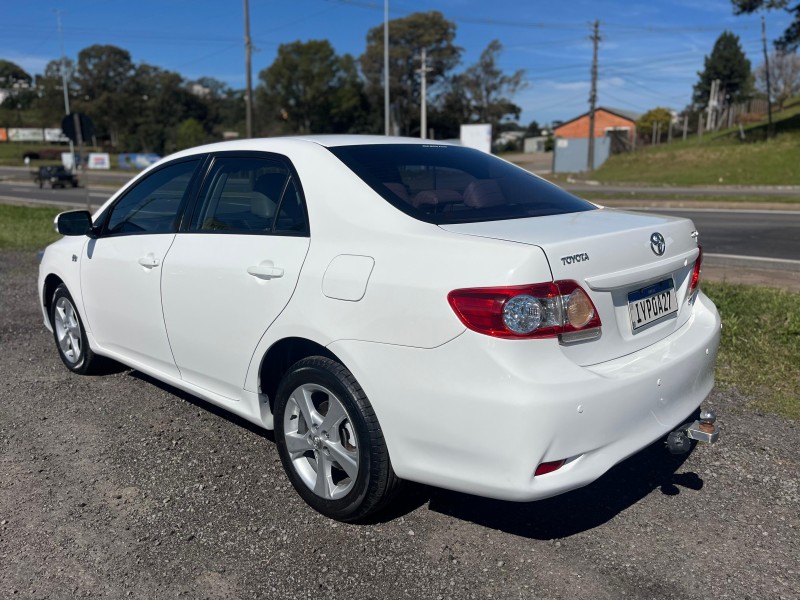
[
  {"left": 463, "top": 179, "right": 506, "bottom": 208},
  {"left": 250, "top": 191, "right": 276, "bottom": 219},
  {"left": 411, "top": 189, "right": 462, "bottom": 209}
]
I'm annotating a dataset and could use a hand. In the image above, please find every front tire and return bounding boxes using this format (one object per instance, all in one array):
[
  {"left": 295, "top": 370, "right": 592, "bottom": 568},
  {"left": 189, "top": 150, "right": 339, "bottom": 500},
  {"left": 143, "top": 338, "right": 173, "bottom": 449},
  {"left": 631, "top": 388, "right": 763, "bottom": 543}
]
[
  {"left": 50, "top": 284, "right": 105, "bottom": 375},
  {"left": 274, "top": 357, "right": 401, "bottom": 522}
]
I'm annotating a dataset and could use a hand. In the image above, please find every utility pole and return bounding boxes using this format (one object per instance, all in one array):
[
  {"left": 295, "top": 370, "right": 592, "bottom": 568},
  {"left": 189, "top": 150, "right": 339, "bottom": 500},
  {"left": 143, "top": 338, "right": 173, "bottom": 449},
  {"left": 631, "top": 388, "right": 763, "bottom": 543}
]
[
  {"left": 55, "top": 10, "right": 76, "bottom": 170},
  {"left": 706, "top": 78, "right": 719, "bottom": 131},
  {"left": 587, "top": 20, "right": 600, "bottom": 171},
  {"left": 384, "top": 0, "right": 390, "bottom": 136},
  {"left": 417, "top": 48, "right": 433, "bottom": 139},
  {"left": 243, "top": 0, "right": 253, "bottom": 138},
  {"left": 761, "top": 15, "right": 774, "bottom": 138}
]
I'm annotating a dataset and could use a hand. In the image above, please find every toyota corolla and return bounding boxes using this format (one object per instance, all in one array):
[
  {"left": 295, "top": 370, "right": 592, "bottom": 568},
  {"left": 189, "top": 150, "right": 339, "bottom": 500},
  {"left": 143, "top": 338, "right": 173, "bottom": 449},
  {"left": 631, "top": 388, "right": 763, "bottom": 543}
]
[{"left": 38, "top": 136, "right": 721, "bottom": 521}]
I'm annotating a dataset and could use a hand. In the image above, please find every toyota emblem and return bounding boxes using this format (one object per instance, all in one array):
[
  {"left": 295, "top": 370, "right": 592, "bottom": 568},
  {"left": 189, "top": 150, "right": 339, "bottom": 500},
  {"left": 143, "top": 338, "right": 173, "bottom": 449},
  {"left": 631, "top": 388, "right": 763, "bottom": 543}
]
[{"left": 650, "top": 232, "right": 666, "bottom": 256}]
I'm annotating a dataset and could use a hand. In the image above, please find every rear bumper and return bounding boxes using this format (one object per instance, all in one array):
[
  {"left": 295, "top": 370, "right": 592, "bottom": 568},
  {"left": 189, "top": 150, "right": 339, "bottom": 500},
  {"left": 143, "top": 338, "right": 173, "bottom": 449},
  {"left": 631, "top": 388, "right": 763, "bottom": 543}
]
[{"left": 328, "top": 291, "right": 721, "bottom": 502}]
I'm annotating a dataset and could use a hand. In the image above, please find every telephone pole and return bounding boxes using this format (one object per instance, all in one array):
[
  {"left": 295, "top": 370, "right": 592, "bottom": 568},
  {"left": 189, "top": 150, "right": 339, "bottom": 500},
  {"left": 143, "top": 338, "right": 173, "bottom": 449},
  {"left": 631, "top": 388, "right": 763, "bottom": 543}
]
[
  {"left": 55, "top": 10, "right": 76, "bottom": 169},
  {"left": 761, "top": 15, "right": 774, "bottom": 138},
  {"left": 417, "top": 48, "right": 433, "bottom": 139},
  {"left": 243, "top": 0, "right": 253, "bottom": 138},
  {"left": 384, "top": 0, "right": 390, "bottom": 136},
  {"left": 587, "top": 20, "right": 600, "bottom": 172}
]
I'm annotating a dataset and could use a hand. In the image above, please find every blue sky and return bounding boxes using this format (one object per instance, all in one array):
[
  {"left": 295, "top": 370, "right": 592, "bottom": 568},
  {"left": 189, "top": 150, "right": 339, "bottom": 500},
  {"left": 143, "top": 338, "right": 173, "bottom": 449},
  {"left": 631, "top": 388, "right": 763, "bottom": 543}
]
[{"left": 1, "top": 0, "right": 794, "bottom": 127}]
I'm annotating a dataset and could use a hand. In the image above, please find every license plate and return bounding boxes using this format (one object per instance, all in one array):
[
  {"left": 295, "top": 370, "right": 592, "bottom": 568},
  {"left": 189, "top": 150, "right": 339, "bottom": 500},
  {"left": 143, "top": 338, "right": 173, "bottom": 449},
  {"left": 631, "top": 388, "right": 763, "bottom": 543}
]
[{"left": 628, "top": 279, "right": 677, "bottom": 332}]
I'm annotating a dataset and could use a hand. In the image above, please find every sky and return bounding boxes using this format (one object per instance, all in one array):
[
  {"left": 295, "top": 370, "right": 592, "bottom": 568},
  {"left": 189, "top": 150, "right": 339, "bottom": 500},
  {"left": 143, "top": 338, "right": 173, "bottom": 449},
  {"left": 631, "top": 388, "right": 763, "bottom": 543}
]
[{"left": 1, "top": 0, "right": 794, "bottom": 127}]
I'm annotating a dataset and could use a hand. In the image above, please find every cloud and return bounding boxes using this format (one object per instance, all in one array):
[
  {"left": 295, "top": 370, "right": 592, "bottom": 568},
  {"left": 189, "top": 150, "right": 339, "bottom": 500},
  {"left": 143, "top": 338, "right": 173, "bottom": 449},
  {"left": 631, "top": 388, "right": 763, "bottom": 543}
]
[{"left": 553, "top": 81, "right": 590, "bottom": 92}]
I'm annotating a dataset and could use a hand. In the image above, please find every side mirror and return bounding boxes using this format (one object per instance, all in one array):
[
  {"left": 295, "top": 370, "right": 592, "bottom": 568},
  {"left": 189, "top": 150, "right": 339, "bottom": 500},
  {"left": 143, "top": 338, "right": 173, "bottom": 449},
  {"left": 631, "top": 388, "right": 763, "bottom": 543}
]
[{"left": 55, "top": 210, "right": 93, "bottom": 236}]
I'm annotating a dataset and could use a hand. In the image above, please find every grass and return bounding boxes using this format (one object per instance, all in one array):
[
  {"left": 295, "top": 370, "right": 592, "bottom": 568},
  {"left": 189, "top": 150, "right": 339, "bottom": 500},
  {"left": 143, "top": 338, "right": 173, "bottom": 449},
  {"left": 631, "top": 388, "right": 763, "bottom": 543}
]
[
  {"left": 0, "top": 205, "right": 797, "bottom": 420},
  {"left": 0, "top": 204, "right": 62, "bottom": 250},
  {"left": 704, "top": 281, "right": 800, "bottom": 420},
  {"left": 587, "top": 98, "right": 800, "bottom": 186}
]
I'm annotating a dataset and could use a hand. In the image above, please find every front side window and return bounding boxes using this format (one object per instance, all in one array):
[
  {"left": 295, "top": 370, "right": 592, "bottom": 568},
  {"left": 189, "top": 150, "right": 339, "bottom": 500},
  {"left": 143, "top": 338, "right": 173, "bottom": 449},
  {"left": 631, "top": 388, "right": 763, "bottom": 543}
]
[
  {"left": 329, "top": 144, "right": 596, "bottom": 224},
  {"left": 105, "top": 160, "right": 200, "bottom": 235},
  {"left": 189, "top": 156, "right": 307, "bottom": 234}
]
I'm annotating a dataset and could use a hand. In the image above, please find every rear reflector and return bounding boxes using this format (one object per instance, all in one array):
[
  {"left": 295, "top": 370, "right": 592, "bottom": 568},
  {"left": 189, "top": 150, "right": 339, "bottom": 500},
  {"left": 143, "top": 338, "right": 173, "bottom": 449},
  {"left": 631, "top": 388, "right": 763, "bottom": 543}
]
[
  {"left": 689, "top": 245, "right": 703, "bottom": 294},
  {"left": 534, "top": 460, "right": 566, "bottom": 477}
]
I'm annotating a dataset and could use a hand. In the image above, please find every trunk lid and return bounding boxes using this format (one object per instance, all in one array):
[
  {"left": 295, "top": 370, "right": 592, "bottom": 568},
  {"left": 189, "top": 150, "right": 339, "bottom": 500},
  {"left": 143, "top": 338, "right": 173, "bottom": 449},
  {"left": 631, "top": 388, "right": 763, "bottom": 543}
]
[{"left": 440, "top": 208, "right": 701, "bottom": 365}]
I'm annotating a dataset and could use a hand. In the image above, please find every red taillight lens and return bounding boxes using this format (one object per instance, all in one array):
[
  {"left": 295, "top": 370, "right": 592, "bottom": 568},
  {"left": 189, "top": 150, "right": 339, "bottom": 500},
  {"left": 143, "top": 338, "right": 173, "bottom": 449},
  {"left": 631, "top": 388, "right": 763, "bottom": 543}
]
[
  {"left": 689, "top": 245, "right": 703, "bottom": 294},
  {"left": 448, "top": 280, "right": 601, "bottom": 339},
  {"left": 534, "top": 459, "right": 566, "bottom": 476}
]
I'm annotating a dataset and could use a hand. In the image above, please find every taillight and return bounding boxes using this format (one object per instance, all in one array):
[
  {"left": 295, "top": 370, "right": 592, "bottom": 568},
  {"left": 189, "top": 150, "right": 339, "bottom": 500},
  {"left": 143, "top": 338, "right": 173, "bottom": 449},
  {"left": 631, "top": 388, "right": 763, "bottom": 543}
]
[
  {"left": 448, "top": 280, "right": 601, "bottom": 339},
  {"left": 534, "top": 459, "right": 566, "bottom": 476},
  {"left": 689, "top": 245, "right": 703, "bottom": 294}
]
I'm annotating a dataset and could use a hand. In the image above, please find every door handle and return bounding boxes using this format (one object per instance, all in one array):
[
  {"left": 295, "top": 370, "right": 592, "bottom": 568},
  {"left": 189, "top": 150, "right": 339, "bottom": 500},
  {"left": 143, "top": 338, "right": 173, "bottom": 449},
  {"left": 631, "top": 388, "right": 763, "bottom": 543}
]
[
  {"left": 138, "top": 255, "right": 160, "bottom": 268},
  {"left": 247, "top": 264, "right": 284, "bottom": 280}
]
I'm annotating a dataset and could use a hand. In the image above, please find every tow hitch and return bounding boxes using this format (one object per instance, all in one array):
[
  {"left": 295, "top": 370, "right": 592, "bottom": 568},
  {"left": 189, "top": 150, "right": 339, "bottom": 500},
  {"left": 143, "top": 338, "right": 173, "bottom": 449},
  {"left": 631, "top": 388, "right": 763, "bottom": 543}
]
[{"left": 665, "top": 409, "right": 719, "bottom": 455}]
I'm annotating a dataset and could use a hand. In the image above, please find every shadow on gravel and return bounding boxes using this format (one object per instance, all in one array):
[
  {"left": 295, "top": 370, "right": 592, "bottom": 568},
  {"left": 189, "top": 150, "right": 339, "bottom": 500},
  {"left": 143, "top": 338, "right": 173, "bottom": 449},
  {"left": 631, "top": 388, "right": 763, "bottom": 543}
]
[
  {"left": 426, "top": 439, "right": 702, "bottom": 539},
  {"left": 125, "top": 370, "right": 705, "bottom": 532},
  {"left": 128, "top": 371, "right": 275, "bottom": 443}
]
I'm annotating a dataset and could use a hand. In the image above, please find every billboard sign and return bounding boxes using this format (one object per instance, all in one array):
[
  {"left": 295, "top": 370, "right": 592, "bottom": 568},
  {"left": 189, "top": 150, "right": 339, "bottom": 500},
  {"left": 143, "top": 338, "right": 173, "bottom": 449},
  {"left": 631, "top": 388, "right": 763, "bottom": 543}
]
[
  {"left": 8, "top": 128, "right": 45, "bottom": 142},
  {"left": 118, "top": 153, "right": 161, "bottom": 170},
  {"left": 44, "top": 128, "right": 70, "bottom": 143},
  {"left": 88, "top": 153, "right": 111, "bottom": 170},
  {"left": 459, "top": 124, "right": 492, "bottom": 154}
]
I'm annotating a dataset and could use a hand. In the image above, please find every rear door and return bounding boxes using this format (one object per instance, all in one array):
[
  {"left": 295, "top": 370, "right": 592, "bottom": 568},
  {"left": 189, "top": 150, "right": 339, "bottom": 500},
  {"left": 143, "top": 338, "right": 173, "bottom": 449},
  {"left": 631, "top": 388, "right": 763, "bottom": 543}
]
[{"left": 160, "top": 154, "right": 310, "bottom": 400}]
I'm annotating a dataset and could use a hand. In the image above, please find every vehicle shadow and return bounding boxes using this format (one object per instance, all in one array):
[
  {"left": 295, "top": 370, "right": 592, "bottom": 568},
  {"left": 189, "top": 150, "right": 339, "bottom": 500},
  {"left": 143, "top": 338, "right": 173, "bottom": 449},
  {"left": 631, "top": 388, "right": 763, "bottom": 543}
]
[
  {"left": 126, "top": 370, "right": 702, "bottom": 535},
  {"left": 425, "top": 440, "right": 701, "bottom": 539},
  {"left": 128, "top": 370, "right": 275, "bottom": 443}
]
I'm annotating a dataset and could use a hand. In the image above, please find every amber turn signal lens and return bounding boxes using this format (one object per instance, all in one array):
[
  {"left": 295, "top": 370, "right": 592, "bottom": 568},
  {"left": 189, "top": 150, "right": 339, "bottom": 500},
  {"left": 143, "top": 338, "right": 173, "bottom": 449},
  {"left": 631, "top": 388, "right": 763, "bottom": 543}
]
[{"left": 566, "top": 288, "right": 595, "bottom": 329}]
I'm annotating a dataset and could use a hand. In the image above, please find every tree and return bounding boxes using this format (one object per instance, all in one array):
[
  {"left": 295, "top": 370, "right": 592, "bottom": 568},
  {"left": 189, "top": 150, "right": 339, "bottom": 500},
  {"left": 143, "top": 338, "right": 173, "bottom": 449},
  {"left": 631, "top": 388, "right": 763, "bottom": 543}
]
[
  {"left": 127, "top": 64, "right": 209, "bottom": 153},
  {"left": 693, "top": 31, "right": 753, "bottom": 107},
  {"left": 361, "top": 11, "right": 461, "bottom": 135},
  {"left": 636, "top": 107, "right": 672, "bottom": 140},
  {"left": 174, "top": 118, "right": 207, "bottom": 150},
  {"left": 0, "top": 60, "right": 32, "bottom": 87},
  {"left": 732, "top": 0, "right": 800, "bottom": 51},
  {"left": 455, "top": 40, "right": 525, "bottom": 139},
  {"left": 73, "top": 45, "right": 137, "bottom": 145},
  {"left": 756, "top": 51, "right": 800, "bottom": 110},
  {"left": 257, "top": 40, "right": 366, "bottom": 135},
  {"left": 32, "top": 59, "right": 76, "bottom": 126},
  {"left": 525, "top": 120, "right": 542, "bottom": 137}
]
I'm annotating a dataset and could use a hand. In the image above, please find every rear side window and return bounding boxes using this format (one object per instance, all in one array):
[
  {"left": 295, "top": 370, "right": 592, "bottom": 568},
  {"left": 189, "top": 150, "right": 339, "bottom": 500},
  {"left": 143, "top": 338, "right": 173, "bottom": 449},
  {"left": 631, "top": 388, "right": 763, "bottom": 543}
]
[
  {"left": 189, "top": 156, "right": 308, "bottom": 234},
  {"left": 329, "top": 144, "right": 595, "bottom": 224}
]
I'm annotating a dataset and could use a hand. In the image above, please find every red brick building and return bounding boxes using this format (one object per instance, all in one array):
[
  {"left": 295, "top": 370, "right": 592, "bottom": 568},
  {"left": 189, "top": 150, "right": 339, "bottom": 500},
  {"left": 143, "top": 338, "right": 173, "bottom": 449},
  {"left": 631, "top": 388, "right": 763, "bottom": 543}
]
[{"left": 553, "top": 107, "right": 640, "bottom": 143}]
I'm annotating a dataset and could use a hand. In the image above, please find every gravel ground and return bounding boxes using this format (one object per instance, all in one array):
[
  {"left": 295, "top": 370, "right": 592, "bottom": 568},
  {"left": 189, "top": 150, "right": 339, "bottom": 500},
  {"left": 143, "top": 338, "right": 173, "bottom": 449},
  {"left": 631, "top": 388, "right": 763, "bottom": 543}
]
[{"left": 1, "top": 250, "right": 798, "bottom": 600}]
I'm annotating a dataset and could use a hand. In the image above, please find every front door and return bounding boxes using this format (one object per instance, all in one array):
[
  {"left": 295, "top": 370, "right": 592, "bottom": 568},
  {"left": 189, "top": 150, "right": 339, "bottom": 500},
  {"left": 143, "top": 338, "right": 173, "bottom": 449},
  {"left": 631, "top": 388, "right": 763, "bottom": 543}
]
[{"left": 80, "top": 159, "right": 202, "bottom": 377}]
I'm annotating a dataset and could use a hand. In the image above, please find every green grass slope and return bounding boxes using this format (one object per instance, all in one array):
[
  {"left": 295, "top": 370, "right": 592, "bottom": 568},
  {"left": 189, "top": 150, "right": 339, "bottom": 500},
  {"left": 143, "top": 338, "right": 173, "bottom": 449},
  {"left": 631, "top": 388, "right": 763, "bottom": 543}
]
[{"left": 591, "top": 98, "right": 800, "bottom": 186}]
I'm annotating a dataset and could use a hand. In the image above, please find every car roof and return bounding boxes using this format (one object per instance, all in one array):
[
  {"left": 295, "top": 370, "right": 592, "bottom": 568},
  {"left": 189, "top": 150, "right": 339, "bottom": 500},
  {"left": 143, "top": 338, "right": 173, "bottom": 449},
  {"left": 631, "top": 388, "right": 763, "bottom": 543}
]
[{"left": 163, "top": 135, "right": 457, "bottom": 162}]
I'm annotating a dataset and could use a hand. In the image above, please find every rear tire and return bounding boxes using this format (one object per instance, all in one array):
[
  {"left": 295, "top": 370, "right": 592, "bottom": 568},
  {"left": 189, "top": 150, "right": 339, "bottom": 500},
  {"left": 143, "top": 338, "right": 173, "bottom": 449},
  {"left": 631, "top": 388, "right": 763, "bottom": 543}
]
[
  {"left": 274, "top": 356, "right": 402, "bottom": 522},
  {"left": 50, "top": 284, "right": 106, "bottom": 375}
]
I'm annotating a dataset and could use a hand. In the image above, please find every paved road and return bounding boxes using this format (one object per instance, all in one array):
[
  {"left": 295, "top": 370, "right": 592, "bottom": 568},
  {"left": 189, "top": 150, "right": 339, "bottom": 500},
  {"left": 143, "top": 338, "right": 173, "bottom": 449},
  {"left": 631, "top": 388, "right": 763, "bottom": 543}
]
[
  {"left": 634, "top": 207, "right": 800, "bottom": 263},
  {"left": 1, "top": 180, "right": 799, "bottom": 268}
]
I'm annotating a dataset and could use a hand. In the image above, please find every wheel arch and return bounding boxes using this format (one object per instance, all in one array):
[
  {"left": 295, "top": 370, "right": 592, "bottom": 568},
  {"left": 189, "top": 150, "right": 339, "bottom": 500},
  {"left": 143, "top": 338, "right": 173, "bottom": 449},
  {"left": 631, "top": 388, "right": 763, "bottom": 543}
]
[
  {"left": 258, "top": 336, "right": 340, "bottom": 418},
  {"left": 43, "top": 273, "right": 65, "bottom": 315}
]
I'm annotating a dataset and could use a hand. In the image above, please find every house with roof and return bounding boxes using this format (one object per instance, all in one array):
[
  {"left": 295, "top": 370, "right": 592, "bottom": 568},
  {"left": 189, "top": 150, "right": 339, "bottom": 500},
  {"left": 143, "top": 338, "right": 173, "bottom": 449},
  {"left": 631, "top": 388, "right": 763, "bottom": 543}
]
[{"left": 552, "top": 107, "right": 641, "bottom": 172}]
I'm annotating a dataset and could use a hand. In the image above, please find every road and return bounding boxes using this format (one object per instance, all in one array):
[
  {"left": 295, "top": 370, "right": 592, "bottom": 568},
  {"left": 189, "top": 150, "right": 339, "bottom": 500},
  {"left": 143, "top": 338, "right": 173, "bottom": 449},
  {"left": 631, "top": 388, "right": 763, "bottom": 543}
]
[{"left": 2, "top": 180, "right": 799, "bottom": 269}]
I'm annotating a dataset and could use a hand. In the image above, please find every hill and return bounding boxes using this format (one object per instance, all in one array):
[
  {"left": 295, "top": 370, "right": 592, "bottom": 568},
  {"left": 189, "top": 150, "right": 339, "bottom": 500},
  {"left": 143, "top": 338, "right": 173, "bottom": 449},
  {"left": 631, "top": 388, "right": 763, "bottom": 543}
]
[{"left": 589, "top": 98, "right": 800, "bottom": 186}]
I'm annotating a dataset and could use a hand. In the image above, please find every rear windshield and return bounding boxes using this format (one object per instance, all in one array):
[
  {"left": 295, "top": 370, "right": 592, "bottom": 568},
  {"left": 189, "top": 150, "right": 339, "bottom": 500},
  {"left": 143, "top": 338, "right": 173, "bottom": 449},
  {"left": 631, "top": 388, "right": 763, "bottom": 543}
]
[{"left": 328, "top": 144, "right": 595, "bottom": 224}]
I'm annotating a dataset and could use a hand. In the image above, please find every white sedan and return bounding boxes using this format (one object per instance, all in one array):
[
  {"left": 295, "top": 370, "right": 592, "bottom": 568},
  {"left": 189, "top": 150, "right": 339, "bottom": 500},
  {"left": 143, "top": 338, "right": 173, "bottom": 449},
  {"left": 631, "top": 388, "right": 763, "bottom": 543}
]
[{"left": 38, "top": 136, "right": 721, "bottom": 521}]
